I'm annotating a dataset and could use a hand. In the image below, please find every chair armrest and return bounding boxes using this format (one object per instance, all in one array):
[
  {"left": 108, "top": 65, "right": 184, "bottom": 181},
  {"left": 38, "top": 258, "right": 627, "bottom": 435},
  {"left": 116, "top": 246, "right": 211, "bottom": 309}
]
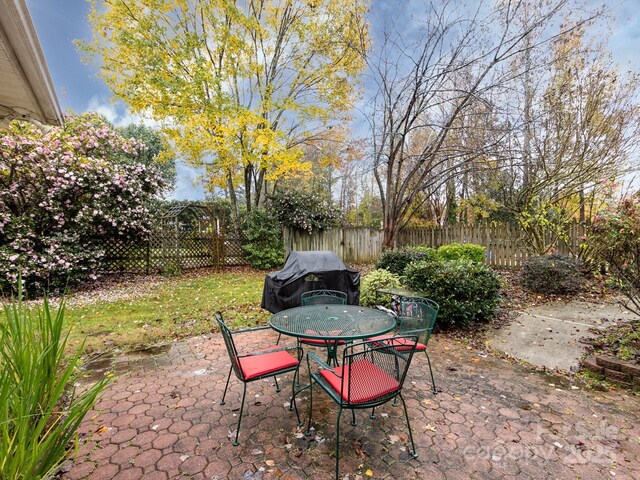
[
  {"left": 238, "top": 345, "right": 303, "bottom": 358},
  {"left": 231, "top": 325, "right": 271, "bottom": 335},
  {"left": 307, "top": 351, "right": 341, "bottom": 378}
]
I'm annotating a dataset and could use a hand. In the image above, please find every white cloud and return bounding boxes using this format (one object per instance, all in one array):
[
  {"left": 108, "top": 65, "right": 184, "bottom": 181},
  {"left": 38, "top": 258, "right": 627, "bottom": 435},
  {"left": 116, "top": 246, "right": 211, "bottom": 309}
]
[
  {"left": 166, "top": 162, "right": 207, "bottom": 201},
  {"left": 85, "top": 96, "right": 160, "bottom": 128}
]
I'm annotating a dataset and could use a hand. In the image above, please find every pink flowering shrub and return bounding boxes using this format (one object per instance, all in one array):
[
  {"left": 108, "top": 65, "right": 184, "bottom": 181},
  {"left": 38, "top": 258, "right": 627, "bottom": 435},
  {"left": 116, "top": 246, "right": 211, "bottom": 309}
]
[
  {"left": 0, "top": 114, "right": 165, "bottom": 291},
  {"left": 586, "top": 192, "right": 640, "bottom": 317}
]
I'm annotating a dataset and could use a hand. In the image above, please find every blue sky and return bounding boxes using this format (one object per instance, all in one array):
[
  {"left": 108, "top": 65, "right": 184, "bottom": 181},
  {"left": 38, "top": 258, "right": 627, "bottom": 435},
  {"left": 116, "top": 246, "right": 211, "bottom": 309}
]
[{"left": 26, "top": 0, "right": 640, "bottom": 200}]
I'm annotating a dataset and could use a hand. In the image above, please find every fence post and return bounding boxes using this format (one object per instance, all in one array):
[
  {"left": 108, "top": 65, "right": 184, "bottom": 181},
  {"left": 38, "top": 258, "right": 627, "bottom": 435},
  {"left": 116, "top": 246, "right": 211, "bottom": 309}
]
[{"left": 145, "top": 238, "right": 151, "bottom": 275}]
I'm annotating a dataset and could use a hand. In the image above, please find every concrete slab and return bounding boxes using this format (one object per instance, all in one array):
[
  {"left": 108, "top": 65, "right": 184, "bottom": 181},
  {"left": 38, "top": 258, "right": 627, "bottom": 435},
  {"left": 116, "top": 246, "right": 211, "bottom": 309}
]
[{"left": 488, "top": 300, "right": 638, "bottom": 372}]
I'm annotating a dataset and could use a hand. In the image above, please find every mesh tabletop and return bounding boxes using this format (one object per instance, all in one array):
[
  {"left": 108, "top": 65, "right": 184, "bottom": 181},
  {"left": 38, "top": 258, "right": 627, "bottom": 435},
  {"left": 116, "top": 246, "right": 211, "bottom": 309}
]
[{"left": 269, "top": 305, "right": 396, "bottom": 341}]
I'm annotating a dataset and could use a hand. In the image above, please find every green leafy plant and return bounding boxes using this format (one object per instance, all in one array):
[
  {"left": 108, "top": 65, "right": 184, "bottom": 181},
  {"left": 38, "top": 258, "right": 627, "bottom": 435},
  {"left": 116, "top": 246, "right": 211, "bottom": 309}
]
[
  {"left": 586, "top": 192, "right": 640, "bottom": 316},
  {"left": 437, "top": 243, "right": 485, "bottom": 262},
  {"left": 360, "top": 269, "right": 402, "bottom": 308},
  {"left": 522, "top": 254, "right": 583, "bottom": 295},
  {"left": 375, "top": 247, "right": 438, "bottom": 276},
  {"left": 0, "top": 284, "right": 109, "bottom": 479},
  {"left": 268, "top": 190, "right": 342, "bottom": 234},
  {"left": 405, "top": 259, "right": 501, "bottom": 328},
  {"left": 241, "top": 208, "right": 284, "bottom": 269}
]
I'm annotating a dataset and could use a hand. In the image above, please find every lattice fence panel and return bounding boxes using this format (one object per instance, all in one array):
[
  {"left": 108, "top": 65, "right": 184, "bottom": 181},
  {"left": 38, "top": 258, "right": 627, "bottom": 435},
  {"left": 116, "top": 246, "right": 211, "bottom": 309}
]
[{"left": 101, "top": 229, "right": 249, "bottom": 274}]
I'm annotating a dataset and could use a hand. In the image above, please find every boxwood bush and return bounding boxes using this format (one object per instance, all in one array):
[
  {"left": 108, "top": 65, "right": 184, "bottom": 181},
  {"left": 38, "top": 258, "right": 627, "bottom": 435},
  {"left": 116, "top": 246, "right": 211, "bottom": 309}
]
[
  {"left": 522, "top": 254, "right": 583, "bottom": 294},
  {"left": 437, "top": 242, "right": 485, "bottom": 262},
  {"left": 405, "top": 259, "right": 501, "bottom": 328},
  {"left": 360, "top": 269, "right": 402, "bottom": 308},
  {"left": 375, "top": 247, "right": 437, "bottom": 276}
]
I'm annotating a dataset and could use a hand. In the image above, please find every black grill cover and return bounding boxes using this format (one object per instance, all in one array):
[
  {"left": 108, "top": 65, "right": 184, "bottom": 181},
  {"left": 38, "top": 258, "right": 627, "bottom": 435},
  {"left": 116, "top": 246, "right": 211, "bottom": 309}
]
[{"left": 261, "top": 250, "right": 360, "bottom": 313}]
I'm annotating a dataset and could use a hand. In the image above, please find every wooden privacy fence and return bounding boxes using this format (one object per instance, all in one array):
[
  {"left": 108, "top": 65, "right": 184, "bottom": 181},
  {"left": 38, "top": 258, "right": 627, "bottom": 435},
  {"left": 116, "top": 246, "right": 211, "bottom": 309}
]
[
  {"left": 283, "top": 227, "right": 384, "bottom": 263},
  {"left": 101, "top": 230, "right": 249, "bottom": 274},
  {"left": 285, "top": 223, "right": 587, "bottom": 267}
]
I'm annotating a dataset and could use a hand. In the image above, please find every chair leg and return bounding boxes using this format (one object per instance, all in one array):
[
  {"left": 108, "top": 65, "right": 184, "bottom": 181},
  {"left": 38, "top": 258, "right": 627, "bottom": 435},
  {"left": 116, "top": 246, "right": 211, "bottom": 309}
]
[
  {"left": 335, "top": 408, "right": 343, "bottom": 480},
  {"left": 306, "top": 355, "right": 314, "bottom": 435},
  {"left": 274, "top": 375, "right": 281, "bottom": 393},
  {"left": 220, "top": 366, "right": 232, "bottom": 405},
  {"left": 370, "top": 407, "right": 376, "bottom": 419},
  {"left": 351, "top": 409, "right": 357, "bottom": 426},
  {"left": 425, "top": 351, "right": 438, "bottom": 394},
  {"left": 233, "top": 383, "right": 247, "bottom": 446},
  {"left": 276, "top": 333, "right": 282, "bottom": 345},
  {"left": 398, "top": 393, "right": 418, "bottom": 458}
]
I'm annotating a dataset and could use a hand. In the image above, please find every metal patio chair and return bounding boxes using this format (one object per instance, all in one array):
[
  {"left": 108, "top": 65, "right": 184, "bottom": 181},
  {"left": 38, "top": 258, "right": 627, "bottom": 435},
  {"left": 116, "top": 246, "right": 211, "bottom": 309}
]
[
  {"left": 275, "top": 289, "right": 348, "bottom": 346},
  {"left": 216, "top": 312, "right": 303, "bottom": 446},
  {"left": 300, "top": 289, "right": 348, "bottom": 306},
  {"left": 298, "top": 290, "right": 349, "bottom": 365},
  {"left": 306, "top": 336, "right": 419, "bottom": 479},
  {"left": 368, "top": 296, "right": 440, "bottom": 394}
]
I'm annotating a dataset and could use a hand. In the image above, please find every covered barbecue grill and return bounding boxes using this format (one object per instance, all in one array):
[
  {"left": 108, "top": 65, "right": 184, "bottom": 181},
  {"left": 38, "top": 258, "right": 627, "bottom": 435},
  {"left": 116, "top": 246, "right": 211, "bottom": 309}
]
[{"left": 261, "top": 251, "right": 360, "bottom": 313}]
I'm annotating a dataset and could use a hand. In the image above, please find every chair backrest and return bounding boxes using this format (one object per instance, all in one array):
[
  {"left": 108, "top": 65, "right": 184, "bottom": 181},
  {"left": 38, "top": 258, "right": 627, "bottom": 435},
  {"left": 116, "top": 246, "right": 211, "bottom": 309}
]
[
  {"left": 214, "top": 312, "right": 245, "bottom": 381},
  {"left": 338, "top": 335, "right": 418, "bottom": 407},
  {"left": 397, "top": 297, "right": 439, "bottom": 345},
  {"left": 301, "top": 289, "right": 347, "bottom": 306}
]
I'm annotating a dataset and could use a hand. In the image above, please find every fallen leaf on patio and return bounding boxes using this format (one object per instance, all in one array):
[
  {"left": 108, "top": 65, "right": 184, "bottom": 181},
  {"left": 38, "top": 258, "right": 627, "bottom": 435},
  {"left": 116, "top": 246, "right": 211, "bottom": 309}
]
[
  {"left": 472, "top": 358, "right": 481, "bottom": 363},
  {"left": 251, "top": 449, "right": 263, "bottom": 455},
  {"left": 295, "top": 432, "right": 305, "bottom": 439},
  {"left": 293, "top": 448, "right": 303, "bottom": 457},
  {"left": 95, "top": 426, "right": 110, "bottom": 435},
  {"left": 389, "top": 435, "right": 399, "bottom": 444},
  {"left": 265, "top": 460, "right": 275, "bottom": 467},
  {"left": 425, "top": 424, "right": 436, "bottom": 432},
  {"left": 422, "top": 399, "right": 432, "bottom": 405},
  {"left": 466, "top": 346, "right": 472, "bottom": 350},
  {"left": 365, "top": 470, "right": 373, "bottom": 477},
  {"left": 180, "top": 455, "right": 189, "bottom": 462},
  {"left": 553, "top": 442, "right": 563, "bottom": 449},
  {"left": 381, "top": 412, "right": 389, "bottom": 417}
]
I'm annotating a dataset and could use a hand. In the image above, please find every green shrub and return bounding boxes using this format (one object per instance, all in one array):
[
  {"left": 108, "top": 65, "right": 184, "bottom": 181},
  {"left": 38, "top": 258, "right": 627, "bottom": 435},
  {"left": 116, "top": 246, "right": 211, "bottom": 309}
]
[
  {"left": 0, "top": 286, "right": 109, "bottom": 479},
  {"left": 375, "top": 247, "right": 438, "bottom": 276},
  {"left": 585, "top": 193, "right": 640, "bottom": 315},
  {"left": 522, "top": 254, "right": 583, "bottom": 295},
  {"left": 405, "top": 259, "right": 501, "bottom": 328},
  {"left": 437, "top": 243, "right": 485, "bottom": 262},
  {"left": 242, "top": 208, "right": 284, "bottom": 269},
  {"left": 360, "top": 269, "right": 402, "bottom": 308},
  {"left": 269, "top": 189, "right": 342, "bottom": 234}
]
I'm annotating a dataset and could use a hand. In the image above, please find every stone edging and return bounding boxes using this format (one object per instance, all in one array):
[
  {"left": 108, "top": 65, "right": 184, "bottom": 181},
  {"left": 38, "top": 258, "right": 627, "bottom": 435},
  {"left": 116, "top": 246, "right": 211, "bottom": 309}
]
[{"left": 582, "top": 355, "right": 640, "bottom": 390}]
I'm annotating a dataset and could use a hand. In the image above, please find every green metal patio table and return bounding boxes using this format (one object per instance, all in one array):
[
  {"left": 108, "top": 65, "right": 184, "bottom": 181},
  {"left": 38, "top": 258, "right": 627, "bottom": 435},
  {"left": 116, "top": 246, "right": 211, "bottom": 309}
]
[{"left": 269, "top": 304, "right": 396, "bottom": 366}]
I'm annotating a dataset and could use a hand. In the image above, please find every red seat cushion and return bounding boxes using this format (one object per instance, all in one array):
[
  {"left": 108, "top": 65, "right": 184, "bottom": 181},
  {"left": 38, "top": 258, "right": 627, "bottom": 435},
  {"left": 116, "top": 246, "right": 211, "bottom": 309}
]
[
  {"left": 239, "top": 348, "right": 299, "bottom": 381},
  {"left": 319, "top": 359, "right": 400, "bottom": 404},
  {"left": 366, "top": 335, "right": 426, "bottom": 351}
]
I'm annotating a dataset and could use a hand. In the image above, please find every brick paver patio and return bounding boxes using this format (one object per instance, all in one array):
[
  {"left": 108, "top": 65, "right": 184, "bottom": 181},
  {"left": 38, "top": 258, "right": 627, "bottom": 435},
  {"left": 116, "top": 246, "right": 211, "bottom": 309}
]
[{"left": 64, "top": 330, "right": 640, "bottom": 479}]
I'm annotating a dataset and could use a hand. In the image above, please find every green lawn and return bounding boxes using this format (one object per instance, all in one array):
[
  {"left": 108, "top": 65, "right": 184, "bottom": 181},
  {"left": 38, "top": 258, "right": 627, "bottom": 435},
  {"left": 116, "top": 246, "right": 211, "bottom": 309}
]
[{"left": 64, "top": 269, "right": 269, "bottom": 353}]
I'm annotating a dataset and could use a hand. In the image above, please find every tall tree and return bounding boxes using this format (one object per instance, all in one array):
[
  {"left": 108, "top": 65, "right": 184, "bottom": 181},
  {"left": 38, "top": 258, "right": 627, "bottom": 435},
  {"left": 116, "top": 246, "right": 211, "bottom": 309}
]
[
  {"left": 82, "top": 0, "right": 368, "bottom": 226},
  {"left": 498, "top": 21, "right": 640, "bottom": 254},
  {"left": 366, "top": 0, "right": 593, "bottom": 248}
]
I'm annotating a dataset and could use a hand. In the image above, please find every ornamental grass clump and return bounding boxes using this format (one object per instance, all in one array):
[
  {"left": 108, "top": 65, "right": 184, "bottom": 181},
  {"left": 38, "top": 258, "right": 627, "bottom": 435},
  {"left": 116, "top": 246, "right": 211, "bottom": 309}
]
[{"left": 0, "top": 283, "right": 109, "bottom": 479}]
